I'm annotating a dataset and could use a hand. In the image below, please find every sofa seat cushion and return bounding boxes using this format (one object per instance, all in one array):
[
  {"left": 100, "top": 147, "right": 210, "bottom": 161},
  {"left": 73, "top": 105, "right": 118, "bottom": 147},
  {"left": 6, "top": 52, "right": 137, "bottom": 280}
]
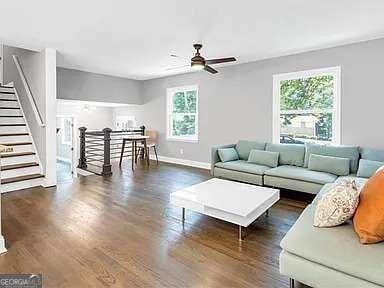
[
  {"left": 281, "top": 205, "right": 384, "bottom": 286},
  {"left": 215, "top": 160, "right": 270, "bottom": 175},
  {"left": 264, "top": 165, "right": 337, "bottom": 184}
]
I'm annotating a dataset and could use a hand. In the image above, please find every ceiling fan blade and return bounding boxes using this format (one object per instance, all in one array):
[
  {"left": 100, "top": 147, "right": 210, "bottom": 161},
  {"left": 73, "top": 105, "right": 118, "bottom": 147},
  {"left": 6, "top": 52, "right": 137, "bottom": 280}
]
[
  {"left": 165, "top": 65, "right": 190, "bottom": 71},
  {"left": 204, "top": 65, "right": 218, "bottom": 74},
  {"left": 205, "top": 57, "right": 236, "bottom": 65}
]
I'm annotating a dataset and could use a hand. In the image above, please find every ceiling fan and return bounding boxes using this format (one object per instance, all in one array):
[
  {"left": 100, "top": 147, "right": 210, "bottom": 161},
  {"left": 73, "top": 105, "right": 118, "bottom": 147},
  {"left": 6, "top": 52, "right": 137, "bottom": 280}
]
[{"left": 167, "top": 44, "right": 236, "bottom": 74}]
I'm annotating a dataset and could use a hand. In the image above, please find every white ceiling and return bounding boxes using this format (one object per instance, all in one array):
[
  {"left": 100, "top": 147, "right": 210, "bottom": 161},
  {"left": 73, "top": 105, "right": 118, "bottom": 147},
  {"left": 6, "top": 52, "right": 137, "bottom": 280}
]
[{"left": 1, "top": 0, "right": 384, "bottom": 80}]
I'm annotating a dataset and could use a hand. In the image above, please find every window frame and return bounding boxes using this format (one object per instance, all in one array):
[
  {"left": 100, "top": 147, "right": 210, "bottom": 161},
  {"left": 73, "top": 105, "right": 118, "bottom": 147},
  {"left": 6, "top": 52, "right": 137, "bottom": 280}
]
[
  {"left": 166, "top": 85, "right": 199, "bottom": 143},
  {"left": 272, "top": 66, "right": 341, "bottom": 145}
]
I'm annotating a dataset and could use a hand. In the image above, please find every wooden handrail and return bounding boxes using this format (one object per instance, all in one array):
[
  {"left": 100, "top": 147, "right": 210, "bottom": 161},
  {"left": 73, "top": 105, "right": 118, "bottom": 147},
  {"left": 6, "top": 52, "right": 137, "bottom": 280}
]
[{"left": 12, "top": 55, "right": 45, "bottom": 127}]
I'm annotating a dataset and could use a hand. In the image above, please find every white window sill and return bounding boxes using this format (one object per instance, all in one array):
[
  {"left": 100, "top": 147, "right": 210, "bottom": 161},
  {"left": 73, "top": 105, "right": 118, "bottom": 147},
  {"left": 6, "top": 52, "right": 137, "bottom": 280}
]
[{"left": 166, "top": 137, "right": 198, "bottom": 143}]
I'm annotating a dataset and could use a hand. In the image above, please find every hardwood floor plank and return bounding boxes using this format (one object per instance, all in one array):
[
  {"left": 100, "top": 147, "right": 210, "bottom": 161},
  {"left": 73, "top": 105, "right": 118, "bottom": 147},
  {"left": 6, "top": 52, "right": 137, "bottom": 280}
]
[{"left": 0, "top": 161, "right": 311, "bottom": 287}]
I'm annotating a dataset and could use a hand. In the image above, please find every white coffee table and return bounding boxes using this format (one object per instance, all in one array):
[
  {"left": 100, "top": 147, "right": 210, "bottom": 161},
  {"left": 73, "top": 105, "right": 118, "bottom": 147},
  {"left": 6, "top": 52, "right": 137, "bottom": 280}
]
[{"left": 170, "top": 178, "right": 280, "bottom": 240}]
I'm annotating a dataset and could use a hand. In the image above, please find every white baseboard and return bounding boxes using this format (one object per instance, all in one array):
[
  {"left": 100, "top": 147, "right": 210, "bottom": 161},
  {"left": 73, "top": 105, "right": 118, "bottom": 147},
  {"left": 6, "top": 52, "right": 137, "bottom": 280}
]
[
  {"left": 42, "top": 178, "right": 56, "bottom": 188},
  {"left": 0, "top": 235, "right": 7, "bottom": 254},
  {"left": 150, "top": 155, "right": 210, "bottom": 170}
]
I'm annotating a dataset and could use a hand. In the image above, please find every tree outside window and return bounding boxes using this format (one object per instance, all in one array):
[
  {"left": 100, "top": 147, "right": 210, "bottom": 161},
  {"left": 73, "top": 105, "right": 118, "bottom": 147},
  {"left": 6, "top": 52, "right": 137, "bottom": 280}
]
[{"left": 273, "top": 67, "right": 340, "bottom": 145}]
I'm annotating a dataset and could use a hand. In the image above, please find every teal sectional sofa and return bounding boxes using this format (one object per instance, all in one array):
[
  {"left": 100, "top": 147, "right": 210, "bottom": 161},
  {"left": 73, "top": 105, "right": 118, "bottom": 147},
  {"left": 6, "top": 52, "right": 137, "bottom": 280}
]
[
  {"left": 211, "top": 140, "right": 361, "bottom": 194},
  {"left": 211, "top": 140, "right": 384, "bottom": 288}
]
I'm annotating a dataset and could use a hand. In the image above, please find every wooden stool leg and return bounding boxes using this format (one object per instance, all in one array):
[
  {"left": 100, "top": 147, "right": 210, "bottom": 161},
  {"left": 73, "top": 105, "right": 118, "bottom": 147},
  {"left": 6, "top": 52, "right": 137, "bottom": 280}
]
[
  {"left": 131, "top": 140, "right": 135, "bottom": 170},
  {"left": 144, "top": 140, "right": 150, "bottom": 166},
  {"left": 153, "top": 146, "right": 158, "bottom": 164},
  {"left": 119, "top": 140, "right": 126, "bottom": 167}
]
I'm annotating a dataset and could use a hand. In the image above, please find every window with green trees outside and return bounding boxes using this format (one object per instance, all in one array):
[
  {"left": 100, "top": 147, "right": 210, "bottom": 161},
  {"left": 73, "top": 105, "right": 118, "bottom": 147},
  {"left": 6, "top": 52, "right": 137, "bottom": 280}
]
[
  {"left": 273, "top": 67, "right": 340, "bottom": 145},
  {"left": 167, "top": 85, "right": 198, "bottom": 142}
]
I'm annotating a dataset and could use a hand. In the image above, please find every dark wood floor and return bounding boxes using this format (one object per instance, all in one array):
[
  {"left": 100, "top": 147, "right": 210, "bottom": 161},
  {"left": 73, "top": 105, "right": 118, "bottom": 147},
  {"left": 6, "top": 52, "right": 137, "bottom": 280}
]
[{"left": 0, "top": 161, "right": 311, "bottom": 288}]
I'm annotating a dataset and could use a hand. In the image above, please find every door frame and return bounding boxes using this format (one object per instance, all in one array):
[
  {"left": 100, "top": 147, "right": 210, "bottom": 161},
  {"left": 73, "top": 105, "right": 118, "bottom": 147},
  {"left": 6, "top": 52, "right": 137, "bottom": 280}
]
[{"left": 56, "top": 115, "right": 77, "bottom": 178}]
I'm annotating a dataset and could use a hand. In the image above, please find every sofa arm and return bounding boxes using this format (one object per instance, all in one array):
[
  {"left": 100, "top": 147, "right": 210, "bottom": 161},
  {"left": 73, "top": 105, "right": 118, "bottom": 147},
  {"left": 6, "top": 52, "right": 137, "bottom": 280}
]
[{"left": 211, "top": 144, "right": 236, "bottom": 175}]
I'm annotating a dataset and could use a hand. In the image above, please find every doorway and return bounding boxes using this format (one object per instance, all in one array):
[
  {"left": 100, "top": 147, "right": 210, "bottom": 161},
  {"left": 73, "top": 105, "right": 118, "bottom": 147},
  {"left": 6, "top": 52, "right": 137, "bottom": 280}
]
[{"left": 56, "top": 116, "right": 75, "bottom": 183}]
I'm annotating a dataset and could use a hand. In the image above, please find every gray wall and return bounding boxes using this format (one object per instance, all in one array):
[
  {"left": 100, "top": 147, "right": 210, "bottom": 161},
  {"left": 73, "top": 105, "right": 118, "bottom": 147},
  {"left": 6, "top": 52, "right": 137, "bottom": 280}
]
[
  {"left": 57, "top": 67, "right": 142, "bottom": 104},
  {"left": 116, "top": 38, "right": 384, "bottom": 163},
  {"left": 3, "top": 46, "right": 48, "bottom": 170}
]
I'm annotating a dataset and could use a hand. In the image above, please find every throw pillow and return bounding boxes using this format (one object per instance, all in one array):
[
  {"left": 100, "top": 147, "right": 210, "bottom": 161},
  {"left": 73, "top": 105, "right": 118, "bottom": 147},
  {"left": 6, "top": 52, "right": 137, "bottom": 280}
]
[
  {"left": 247, "top": 149, "right": 279, "bottom": 167},
  {"left": 353, "top": 167, "right": 384, "bottom": 244},
  {"left": 314, "top": 180, "right": 359, "bottom": 227},
  {"left": 356, "top": 159, "right": 384, "bottom": 178},
  {"left": 218, "top": 148, "right": 239, "bottom": 163},
  {"left": 308, "top": 154, "right": 350, "bottom": 176}
]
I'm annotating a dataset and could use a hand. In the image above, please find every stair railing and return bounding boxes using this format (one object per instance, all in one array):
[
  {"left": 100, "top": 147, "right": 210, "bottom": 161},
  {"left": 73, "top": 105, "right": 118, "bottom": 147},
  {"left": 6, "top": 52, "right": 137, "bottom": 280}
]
[
  {"left": 78, "top": 126, "right": 145, "bottom": 176},
  {"left": 12, "top": 55, "right": 45, "bottom": 127}
]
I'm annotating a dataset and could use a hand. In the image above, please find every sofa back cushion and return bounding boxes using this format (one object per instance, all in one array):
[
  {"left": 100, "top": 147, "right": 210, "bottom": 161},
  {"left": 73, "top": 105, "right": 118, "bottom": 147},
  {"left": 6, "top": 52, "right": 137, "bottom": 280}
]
[
  {"left": 357, "top": 159, "right": 384, "bottom": 178},
  {"left": 308, "top": 154, "right": 350, "bottom": 176},
  {"left": 304, "top": 143, "right": 359, "bottom": 173},
  {"left": 248, "top": 149, "right": 279, "bottom": 168},
  {"left": 218, "top": 148, "right": 239, "bottom": 163},
  {"left": 266, "top": 143, "right": 305, "bottom": 167},
  {"left": 235, "top": 140, "right": 266, "bottom": 160},
  {"left": 360, "top": 147, "right": 384, "bottom": 162}
]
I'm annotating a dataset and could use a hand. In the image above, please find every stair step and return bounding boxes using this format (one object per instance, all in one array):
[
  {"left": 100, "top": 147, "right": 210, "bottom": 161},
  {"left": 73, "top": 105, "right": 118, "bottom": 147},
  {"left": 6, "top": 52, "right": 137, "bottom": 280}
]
[
  {"left": 0, "top": 133, "right": 29, "bottom": 137},
  {"left": 0, "top": 91, "right": 15, "bottom": 95},
  {"left": 0, "top": 124, "right": 26, "bottom": 127},
  {"left": 0, "top": 126, "right": 27, "bottom": 133},
  {"left": 0, "top": 94, "right": 17, "bottom": 101},
  {"left": 1, "top": 162, "right": 39, "bottom": 171},
  {"left": 0, "top": 99, "right": 17, "bottom": 102},
  {"left": 0, "top": 109, "right": 22, "bottom": 116},
  {"left": 0, "top": 115, "right": 23, "bottom": 118},
  {"left": 0, "top": 101, "right": 19, "bottom": 108},
  {"left": 0, "top": 85, "right": 14, "bottom": 88},
  {"left": 0, "top": 142, "right": 32, "bottom": 146},
  {"left": 1, "top": 174, "right": 44, "bottom": 185},
  {"left": 1, "top": 152, "right": 35, "bottom": 158}
]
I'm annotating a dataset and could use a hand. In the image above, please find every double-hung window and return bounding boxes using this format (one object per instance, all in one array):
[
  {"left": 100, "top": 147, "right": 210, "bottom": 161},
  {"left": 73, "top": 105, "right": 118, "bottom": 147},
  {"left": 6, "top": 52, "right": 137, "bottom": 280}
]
[
  {"left": 273, "top": 67, "right": 341, "bottom": 145},
  {"left": 166, "top": 85, "right": 198, "bottom": 142}
]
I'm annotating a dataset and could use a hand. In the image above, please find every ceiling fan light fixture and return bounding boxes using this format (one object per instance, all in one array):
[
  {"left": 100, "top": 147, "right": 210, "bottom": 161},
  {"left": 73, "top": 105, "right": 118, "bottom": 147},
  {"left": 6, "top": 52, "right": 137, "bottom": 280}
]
[{"left": 191, "top": 62, "right": 205, "bottom": 70}]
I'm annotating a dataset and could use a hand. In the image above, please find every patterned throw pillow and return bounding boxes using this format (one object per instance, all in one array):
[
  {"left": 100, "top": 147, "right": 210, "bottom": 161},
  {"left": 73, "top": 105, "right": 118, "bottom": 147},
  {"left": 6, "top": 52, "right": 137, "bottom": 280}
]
[{"left": 314, "top": 180, "right": 359, "bottom": 227}]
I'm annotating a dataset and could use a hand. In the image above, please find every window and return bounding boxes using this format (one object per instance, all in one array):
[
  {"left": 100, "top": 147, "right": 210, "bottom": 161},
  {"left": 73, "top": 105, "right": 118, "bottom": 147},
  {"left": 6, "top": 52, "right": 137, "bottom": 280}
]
[
  {"left": 166, "top": 85, "right": 198, "bottom": 142},
  {"left": 61, "top": 117, "right": 73, "bottom": 145},
  {"left": 273, "top": 67, "right": 340, "bottom": 145}
]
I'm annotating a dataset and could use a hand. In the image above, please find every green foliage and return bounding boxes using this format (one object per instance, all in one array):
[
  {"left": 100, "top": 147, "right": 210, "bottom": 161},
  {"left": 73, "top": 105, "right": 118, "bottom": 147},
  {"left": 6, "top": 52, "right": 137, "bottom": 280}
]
[
  {"left": 173, "top": 91, "right": 196, "bottom": 113},
  {"left": 280, "top": 75, "right": 333, "bottom": 110},
  {"left": 280, "top": 75, "right": 334, "bottom": 142},
  {"left": 173, "top": 115, "right": 196, "bottom": 136},
  {"left": 172, "top": 90, "right": 197, "bottom": 137}
]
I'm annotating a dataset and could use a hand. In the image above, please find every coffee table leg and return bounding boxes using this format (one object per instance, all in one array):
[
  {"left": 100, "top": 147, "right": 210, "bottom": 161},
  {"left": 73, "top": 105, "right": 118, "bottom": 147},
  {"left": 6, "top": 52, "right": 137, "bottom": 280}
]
[
  {"left": 238, "top": 225, "right": 243, "bottom": 241},
  {"left": 182, "top": 208, "right": 185, "bottom": 222}
]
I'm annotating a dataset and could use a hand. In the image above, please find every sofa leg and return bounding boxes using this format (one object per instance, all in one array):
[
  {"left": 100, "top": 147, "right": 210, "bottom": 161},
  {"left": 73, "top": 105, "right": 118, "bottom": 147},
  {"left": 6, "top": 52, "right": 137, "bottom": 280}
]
[{"left": 289, "top": 278, "right": 294, "bottom": 288}]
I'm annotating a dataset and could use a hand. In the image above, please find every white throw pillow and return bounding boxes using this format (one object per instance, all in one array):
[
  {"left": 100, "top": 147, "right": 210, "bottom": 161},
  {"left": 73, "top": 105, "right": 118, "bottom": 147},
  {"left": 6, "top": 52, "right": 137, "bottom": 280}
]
[{"left": 314, "top": 180, "right": 360, "bottom": 228}]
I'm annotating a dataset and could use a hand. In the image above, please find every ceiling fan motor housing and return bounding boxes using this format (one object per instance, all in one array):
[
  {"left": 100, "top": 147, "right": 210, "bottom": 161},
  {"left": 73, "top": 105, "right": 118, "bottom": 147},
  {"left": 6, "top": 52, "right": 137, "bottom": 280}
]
[
  {"left": 191, "top": 55, "right": 205, "bottom": 67},
  {"left": 191, "top": 44, "right": 205, "bottom": 68}
]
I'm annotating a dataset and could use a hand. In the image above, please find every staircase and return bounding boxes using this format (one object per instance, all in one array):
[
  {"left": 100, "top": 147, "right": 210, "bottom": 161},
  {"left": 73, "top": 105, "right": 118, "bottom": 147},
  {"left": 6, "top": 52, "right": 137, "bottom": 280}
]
[{"left": 0, "top": 84, "right": 44, "bottom": 193}]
